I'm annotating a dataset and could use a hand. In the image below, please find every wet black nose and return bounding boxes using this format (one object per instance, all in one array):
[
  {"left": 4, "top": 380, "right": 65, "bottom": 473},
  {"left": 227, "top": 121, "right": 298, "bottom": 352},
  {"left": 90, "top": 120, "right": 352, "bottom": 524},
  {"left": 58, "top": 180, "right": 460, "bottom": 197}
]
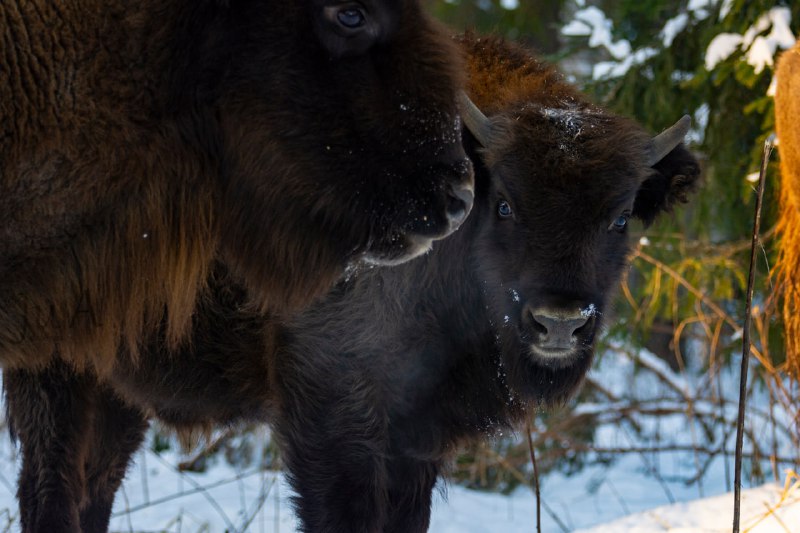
[
  {"left": 533, "top": 314, "right": 588, "bottom": 344},
  {"left": 528, "top": 307, "right": 591, "bottom": 351},
  {"left": 445, "top": 182, "right": 474, "bottom": 229}
]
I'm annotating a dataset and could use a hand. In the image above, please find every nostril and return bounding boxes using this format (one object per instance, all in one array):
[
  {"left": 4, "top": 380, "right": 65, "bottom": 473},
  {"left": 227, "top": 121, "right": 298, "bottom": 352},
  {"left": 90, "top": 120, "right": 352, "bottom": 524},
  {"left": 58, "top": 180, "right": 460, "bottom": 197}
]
[
  {"left": 530, "top": 314, "right": 548, "bottom": 336},
  {"left": 567, "top": 316, "right": 589, "bottom": 335},
  {"left": 573, "top": 315, "right": 592, "bottom": 337},
  {"left": 446, "top": 184, "right": 474, "bottom": 225},
  {"left": 570, "top": 316, "right": 589, "bottom": 335}
]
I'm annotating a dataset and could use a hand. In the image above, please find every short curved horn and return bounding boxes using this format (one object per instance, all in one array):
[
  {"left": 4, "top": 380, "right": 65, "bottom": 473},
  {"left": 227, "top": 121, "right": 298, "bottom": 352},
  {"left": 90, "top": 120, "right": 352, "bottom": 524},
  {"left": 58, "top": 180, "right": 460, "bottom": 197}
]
[
  {"left": 458, "top": 92, "right": 493, "bottom": 147},
  {"left": 648, "top": 114, "right": 692, "bottom": 166}
]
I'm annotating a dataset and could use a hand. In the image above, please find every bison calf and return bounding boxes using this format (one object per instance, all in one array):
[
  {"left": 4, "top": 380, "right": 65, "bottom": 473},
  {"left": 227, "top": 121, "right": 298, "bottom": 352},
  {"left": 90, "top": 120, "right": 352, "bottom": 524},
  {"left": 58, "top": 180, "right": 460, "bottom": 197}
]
[
  {"left": 0, "top": 0, "right": 472, "bottom": 372},
  {"left": 4, "top": 35, "right": 700, "bottom": 532}
]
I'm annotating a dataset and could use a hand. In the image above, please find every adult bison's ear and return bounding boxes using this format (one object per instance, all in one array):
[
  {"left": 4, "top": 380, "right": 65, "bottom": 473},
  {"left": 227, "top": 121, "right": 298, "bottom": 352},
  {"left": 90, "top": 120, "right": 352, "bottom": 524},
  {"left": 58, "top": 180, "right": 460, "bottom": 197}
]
[{"left": 632, "top": 116, "right": 701, "bottom": 226}]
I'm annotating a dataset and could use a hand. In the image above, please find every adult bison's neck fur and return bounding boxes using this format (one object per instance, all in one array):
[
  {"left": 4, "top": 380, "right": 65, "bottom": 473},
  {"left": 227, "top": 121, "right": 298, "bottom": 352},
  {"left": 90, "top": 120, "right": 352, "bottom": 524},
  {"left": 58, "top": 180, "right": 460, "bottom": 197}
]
[
  {"left": 0, "top": 0, "right": 466, "bottom": 372},
  {"left": 0, "top": 2, "right": 319, "bottom": 371},
  {"left": 0, "top": 1, "right": 226, "bottom": 372}
]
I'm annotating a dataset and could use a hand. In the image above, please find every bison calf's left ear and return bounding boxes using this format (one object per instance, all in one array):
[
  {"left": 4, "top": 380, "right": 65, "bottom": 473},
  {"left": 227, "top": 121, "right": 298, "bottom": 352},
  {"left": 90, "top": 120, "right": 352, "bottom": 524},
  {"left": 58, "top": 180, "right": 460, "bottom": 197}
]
[{"left": 633, "top": 143, "right": 701, "bottom": 227}]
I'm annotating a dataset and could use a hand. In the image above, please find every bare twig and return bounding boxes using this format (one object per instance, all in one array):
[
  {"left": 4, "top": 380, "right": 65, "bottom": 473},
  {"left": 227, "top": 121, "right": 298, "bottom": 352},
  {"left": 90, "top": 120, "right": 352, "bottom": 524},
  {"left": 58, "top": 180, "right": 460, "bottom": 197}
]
[
  {"left": 238, "top": 475, "right": 278, "bottom": 533},
  {"left": 479, "top": 444, "right": 570, "bottom": 532},
  {"left": 733, "top": 133, "right": 774, "bottom": 533},
  {"left": 178, "top": 428, "right": 238, "bottom": 472},
  {"left": 110, "top": 464, "right": 263, "bottom": 520},
  {"left": 132, "top": 450, "right": 238, "bottom": 531},
  {"left": 525, "top": 420, "right": 541, "bottom": 533}
]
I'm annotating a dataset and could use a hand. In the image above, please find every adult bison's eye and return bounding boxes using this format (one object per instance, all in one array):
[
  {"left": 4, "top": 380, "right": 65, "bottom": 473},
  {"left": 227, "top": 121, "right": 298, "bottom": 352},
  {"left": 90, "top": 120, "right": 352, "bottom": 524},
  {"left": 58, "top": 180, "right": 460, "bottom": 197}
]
[
  {"left": 497, "top": 200, "right": 513, "bottom": 219},
  {"left": 337, "top": 7, "right": 366, "bottom": 29},
  {"left": 609, "top": 212, "right": 631, "bottom": 233}
]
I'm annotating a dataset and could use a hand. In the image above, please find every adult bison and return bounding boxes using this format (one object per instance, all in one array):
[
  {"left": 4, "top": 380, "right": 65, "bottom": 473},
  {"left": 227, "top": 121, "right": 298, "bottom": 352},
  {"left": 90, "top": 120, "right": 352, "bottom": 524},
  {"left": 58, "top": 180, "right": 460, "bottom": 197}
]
[
  {"left": 775, "top": 41, "right": 800, "bottom": 380},
  {"left": 4, "top": 35, "right": 700, "bottom": 532},
  {"left": 0, "top": 0, "right": 473, "bottom": 372}
]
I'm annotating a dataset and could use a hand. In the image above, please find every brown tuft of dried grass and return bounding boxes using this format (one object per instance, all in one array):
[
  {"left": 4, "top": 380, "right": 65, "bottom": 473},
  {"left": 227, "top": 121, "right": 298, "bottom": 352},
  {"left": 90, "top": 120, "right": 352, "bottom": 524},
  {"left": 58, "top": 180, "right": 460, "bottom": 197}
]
[{"left": 774, "top": 43, "right": 800, "bottom": 381}]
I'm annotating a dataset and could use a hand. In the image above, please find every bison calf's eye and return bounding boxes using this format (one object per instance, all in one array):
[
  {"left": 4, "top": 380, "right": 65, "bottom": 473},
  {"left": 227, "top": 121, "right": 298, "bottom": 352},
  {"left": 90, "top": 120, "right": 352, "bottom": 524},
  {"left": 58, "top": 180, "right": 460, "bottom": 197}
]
[
  {"left": 497, "top": 200, "right": 513, "bottom": 219},
  {"left": 609, "top": 212, "right": 631, "bottom": 233},
  {"left": 337, "top": 7, "right": 366, "bottom": 28}
]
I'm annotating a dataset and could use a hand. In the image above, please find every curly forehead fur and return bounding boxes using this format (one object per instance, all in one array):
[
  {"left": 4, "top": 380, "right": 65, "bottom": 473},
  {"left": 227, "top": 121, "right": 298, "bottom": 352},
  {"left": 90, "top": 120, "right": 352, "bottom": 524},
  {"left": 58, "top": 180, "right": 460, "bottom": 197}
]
[
  {"left": 461, "top": 34, "right": 696, "bottom": 225},
  {"left": 461, "top": 34, "right": 651, "bottom": 180}
]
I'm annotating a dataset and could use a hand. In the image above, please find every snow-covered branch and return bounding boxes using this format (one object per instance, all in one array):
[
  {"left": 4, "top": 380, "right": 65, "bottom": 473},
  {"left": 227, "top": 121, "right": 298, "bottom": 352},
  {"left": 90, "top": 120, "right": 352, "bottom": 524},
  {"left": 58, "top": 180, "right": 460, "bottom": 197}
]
[{"left": 561, "top": 0, "right": 796, "bottom": 97}]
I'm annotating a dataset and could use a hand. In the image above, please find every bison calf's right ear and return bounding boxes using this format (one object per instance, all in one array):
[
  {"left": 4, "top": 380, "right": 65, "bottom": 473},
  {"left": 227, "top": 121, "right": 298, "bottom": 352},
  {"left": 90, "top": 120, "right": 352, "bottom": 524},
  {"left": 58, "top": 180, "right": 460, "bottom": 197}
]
[{"left": 633, "top": 144, "right": 702, "bottom": 227}]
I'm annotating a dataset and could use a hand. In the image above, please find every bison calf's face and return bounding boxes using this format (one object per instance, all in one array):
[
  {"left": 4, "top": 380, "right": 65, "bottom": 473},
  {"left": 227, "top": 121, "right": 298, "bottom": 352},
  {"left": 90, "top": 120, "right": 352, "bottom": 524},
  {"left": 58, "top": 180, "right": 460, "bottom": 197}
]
[
  {"left": 215, "top": 0, "right": 473, "bottom": 309},
  {"left": 466, "top": 104, "right": 699, "bottom": 404}
]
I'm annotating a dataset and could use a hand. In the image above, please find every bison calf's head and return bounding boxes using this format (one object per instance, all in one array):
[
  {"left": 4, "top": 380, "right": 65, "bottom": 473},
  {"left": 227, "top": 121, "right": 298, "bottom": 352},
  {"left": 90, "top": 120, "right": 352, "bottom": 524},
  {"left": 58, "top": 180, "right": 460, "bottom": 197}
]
[
  {"left": 463, "top": 98, "right": 699, "bottom": 405},
  {"left": 212, "top": 0, "right": 473, "bottom": 310}
]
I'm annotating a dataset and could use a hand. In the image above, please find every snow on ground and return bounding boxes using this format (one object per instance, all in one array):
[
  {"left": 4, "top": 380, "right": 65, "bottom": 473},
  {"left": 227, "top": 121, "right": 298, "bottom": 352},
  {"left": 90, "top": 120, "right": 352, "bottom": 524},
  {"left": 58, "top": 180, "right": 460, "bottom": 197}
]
[
  {"left": 0, "top": 423, "right": 796, "bottom": 531},
  {"left": 0, "top": 344, "right": 796, "bottom": 532},
  {"left": 577, "top": 481, "right": 800, "bottom": 532}
]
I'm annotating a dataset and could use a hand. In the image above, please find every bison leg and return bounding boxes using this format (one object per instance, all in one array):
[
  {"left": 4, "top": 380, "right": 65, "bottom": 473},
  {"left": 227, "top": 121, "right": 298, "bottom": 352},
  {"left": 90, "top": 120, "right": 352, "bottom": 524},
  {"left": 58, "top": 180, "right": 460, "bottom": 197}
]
[
  {"left": 384, "top": 457, "right": 439, "bottom": 533},
  {"left": 281, "top": 438, "right": 388, "bottom": 532},
  {"left": 4, "top": 360, "right": 93, "bottom": 533},
  {"left": 79, "top": 385, "right": 148, "bottom": 533},
  {"left": 3, "top": 360, "right": 148, "bottom": 533},
  {"left": 276, "top": 383, "right": 389, "bottom": 532}
]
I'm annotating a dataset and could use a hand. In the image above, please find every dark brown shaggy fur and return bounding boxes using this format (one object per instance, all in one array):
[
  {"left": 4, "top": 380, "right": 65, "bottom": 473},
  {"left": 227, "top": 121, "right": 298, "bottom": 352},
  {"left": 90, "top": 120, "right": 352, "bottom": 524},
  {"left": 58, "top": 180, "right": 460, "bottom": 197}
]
[
  {"left": 0, "top": 0, "right": 471, "bottom": 373},
  {"left": 4, "top": 35, "right": 701, "bottom": 532}
]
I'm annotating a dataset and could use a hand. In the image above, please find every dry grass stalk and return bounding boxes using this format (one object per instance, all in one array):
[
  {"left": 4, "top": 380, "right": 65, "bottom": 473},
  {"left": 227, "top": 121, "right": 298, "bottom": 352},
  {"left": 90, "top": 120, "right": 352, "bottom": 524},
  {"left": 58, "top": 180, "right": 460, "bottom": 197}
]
[{"left": 742, "top": 469, "right": 800, "bottom": 533}]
